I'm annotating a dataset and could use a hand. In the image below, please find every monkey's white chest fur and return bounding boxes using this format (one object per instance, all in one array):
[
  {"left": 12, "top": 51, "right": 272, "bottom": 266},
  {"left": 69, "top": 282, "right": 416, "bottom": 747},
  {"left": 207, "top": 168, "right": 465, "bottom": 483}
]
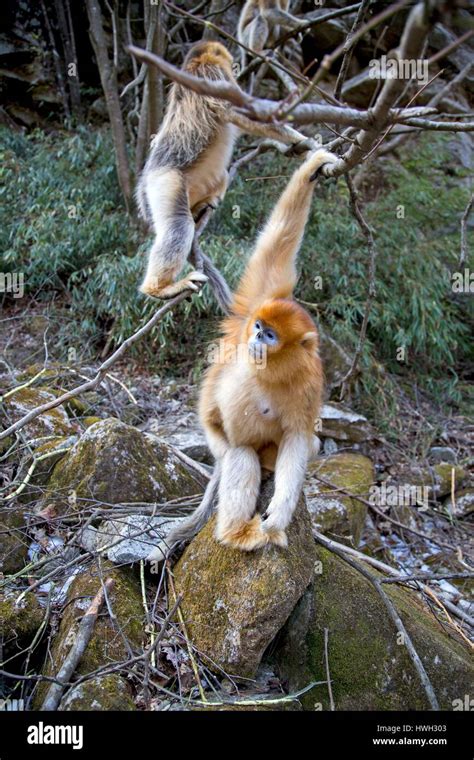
[{"left": 217, "top": 363, "right": 282, "bottom": 447}]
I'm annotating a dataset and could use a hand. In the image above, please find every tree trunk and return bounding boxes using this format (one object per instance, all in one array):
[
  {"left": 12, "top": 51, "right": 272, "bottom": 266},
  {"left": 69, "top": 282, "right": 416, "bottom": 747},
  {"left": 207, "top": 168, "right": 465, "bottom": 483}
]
[
  {"left": 147, "top": 1, "right": 166, "bottom": 139},
  {"left": 135, "top": 78, "right": 149, "bottom": 177},
  {"left": 86, "top": 0, "right": 132, "bottom": 211},
  {"left": 54, "top": 0, "right": 82, "bottom": 117}
]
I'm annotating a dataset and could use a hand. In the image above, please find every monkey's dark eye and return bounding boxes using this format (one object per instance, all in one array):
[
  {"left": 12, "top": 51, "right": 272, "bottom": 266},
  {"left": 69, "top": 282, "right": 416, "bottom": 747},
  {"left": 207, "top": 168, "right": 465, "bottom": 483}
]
[
  {"left": 265, "top": 329, "right": 277, "bottom": 343},
  {"left": 255, "top": 321, "right": 261, "bottom": 330}
]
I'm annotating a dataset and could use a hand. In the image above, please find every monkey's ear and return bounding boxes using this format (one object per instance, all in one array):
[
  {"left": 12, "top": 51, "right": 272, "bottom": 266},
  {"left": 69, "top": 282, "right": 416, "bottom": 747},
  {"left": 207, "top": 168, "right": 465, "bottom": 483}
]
[{"left": 301, "top": 331, "right": 318, "bottom": 346}]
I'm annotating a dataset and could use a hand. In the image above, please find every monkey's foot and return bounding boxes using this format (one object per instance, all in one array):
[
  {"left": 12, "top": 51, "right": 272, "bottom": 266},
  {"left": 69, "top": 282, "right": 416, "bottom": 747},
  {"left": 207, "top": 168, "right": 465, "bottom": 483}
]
[
  {"left": 264, "top": 528, "right": 288, "bottom": 548},
  {"left": 216, "top": 515, "right": 269, "bottom": 551},
  {"left": 261, "top": 511, "right": 289, "bottom": 548},
  {"left": 140, "top": 271, "right": 208, "bottom": 300},
  {"left": 308, "top": 149, "right": 339, "bottom": 182},
  {"left": 184, "top": 271, "right": 208, "bottom": 292}
]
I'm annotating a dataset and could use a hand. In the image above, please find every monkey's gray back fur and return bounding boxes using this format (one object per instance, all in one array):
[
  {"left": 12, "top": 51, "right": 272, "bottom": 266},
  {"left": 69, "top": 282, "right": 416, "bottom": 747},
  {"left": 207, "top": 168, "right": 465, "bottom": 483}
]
[{"left": 137, "top": 62, "right": 232, "bottom": 224}]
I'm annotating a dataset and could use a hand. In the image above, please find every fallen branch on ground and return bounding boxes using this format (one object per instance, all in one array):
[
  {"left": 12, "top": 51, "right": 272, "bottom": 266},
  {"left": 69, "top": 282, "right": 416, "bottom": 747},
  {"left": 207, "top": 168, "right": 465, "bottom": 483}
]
[{"left": 40, "top": 577, "right": 115, "bottom": 711}]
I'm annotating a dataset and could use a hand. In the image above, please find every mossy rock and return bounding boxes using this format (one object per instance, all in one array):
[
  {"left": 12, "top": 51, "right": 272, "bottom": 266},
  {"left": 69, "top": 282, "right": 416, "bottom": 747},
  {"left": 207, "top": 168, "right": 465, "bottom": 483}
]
[
  {"left": 445, "top": 488, "right": 474, "bottom": 519},
  {"left": 305, "top": 452, "right": 374, "bottom": 546},
  {"left": 319, "top": 403, "right": 375, "bottom": 443},
  {"left": 1, "top": 387, "right": 74, "bottom": 441},
  {"left": 0, "top": 586, "right": 44, "bottom": 641},
  {"left": 19, "top": 436, "right": 76, "bottom": 502},
  {"left": 172, "top": 480, "right": 316, "bottom": 680},
  {"left": 387, "top": 462, "right": 468, "bottom": 501},
  {"left": 34, "top": 561, "right": 144, "bottom": 708},
  {"left": 83, "top": 416, "right": 102, "bottom": 428},
  {"left": 0, "top": 508, "right": 29, "bottom": 574},
  {"left": 15, "top": 363, "right": 62, "bottom": 385},
  {"left": 434, "top": 463, "right": 468, "bottom": 498},
  {"left": 274, "top": 547, "right": 474, "bottom": 710},
  {"left": 42, "top": 418, "right": 204, "bottom": 513},
  {"left": 59, "top": 674, "right": 136, "bottom": 711}
]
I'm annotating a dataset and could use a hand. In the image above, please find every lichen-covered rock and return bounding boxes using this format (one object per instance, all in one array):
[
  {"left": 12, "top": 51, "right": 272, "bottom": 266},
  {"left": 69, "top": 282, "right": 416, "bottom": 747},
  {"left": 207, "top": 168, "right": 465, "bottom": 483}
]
[
  {"left": 0, "top": 586, "right": 43, "bottom": 641},
  {"left": 34, "top": 561, "right": 144, "bottom": 708},
  {"left": 42, "top": 418, "right": 204, "bottom": 513},
  {"left": 0, "top": 508, "right": 29, "bottom": 574},
  {"left": 445, "top": 488, "right": 474, "bottom": 520},
  {"left": 274, "top": 547, "right": 474, "bottom": 710},
  {"left": 386, "top": 462, "right": 468, "bottom": 501},
  {"left": 172, "top": 480, "right": 316, "bottom": 680},
  {"left": 305, "top": 453, "right": 374, "bottom": 546},
  {"left": 429, "top": 446, "right": 457, "bottom": 464},
  {"left": 59, "top": 675, "right": 136, "bottom": 711},
  {"left": 96, "top": 514, "right": 182, "bottom": 564},
  {"left": 2, "top": 387, "right": 74, "bottom": 441},
  {"left": 319, "top": 403, "right": 375, "bottom": 443}
]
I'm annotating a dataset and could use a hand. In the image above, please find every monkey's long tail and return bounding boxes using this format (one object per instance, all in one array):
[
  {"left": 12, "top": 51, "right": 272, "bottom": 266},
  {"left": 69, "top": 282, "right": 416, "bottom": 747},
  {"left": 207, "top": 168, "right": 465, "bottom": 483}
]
[
  {"left": 201, "top": 254, "right": 233, "bottom": 314},
  {"left": 166, "top": 461, "right": 221, "bottom": 544}
]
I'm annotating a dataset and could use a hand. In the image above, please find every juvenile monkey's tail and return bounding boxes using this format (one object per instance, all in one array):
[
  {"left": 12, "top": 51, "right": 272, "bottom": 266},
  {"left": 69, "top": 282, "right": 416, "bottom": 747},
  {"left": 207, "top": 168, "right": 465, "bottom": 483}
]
[
  {"left": 166, "top": 462, "right": 221, "bottom": 545},
  {"left": 201, "top": 254, "right": 233, "bottom": 314}
]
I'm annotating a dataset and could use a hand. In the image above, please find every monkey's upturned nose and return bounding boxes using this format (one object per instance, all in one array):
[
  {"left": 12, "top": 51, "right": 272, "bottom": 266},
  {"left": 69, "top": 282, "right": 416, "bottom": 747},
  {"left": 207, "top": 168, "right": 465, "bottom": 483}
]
[{"left": 256, "top": 331, "right": 263, "bottom": 340}]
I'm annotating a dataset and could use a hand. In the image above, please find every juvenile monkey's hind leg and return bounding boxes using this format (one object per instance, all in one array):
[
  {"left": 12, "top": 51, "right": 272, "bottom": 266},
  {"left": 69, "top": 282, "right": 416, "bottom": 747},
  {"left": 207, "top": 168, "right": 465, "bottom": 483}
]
[
  {"left": 140, "top": 168, "right": 207, "bottom": 299},
  {"left": 216, "top": 446, "right": 268, "bottom": 551}
]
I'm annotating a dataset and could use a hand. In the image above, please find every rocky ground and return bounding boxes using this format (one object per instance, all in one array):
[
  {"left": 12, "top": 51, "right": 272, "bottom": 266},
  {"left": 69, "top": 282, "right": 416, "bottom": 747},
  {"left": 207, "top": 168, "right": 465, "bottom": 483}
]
[{"left": 0, "top": 329, "right": 473, "bottom": 711}]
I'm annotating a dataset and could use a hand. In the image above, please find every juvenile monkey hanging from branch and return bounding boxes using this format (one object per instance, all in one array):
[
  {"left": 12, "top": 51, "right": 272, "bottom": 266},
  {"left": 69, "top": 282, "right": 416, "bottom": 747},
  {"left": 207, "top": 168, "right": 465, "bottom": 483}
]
[
  {"left": 149, "top": 148, "right": 338, "bottom": 555},
  {"left": 135, "top": 41, "right": 238, "bottom": 309}
]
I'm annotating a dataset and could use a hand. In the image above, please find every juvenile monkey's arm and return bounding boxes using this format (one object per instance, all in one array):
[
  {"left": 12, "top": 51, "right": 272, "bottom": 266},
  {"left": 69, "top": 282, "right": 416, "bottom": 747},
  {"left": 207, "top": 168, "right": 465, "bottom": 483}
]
[{"left": 233, "top": 149, "right": 337, "bottom": 315}]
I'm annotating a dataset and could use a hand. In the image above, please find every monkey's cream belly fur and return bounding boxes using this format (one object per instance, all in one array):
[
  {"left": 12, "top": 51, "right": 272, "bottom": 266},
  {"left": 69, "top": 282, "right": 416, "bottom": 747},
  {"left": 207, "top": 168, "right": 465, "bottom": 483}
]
[
  {"left": 215, "top": 361, "right": 284, "bottom": 449},
  {"left": 187, "top": 124, "right": 237, "bottom": 210}
]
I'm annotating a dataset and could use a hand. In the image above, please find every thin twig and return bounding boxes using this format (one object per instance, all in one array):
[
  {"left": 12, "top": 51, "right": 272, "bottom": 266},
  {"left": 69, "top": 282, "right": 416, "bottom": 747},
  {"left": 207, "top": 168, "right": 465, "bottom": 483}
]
[{"left": 323, "top": 628, "right": 335, "bottom": 711}]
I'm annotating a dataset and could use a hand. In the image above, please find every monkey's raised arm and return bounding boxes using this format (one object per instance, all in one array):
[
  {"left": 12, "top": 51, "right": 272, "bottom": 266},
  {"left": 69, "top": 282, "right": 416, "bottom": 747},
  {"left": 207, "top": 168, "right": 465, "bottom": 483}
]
[{"left": 233, "top": 149, "right": 338, "bottom": 316}]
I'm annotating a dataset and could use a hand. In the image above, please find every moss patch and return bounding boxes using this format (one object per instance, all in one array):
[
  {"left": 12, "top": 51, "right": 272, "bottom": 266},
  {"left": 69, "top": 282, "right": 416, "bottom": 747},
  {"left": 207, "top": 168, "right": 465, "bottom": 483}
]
[
  {"left": 59, "top": 674, "right": 137, "bottom": 711},
  {"left": 305, "top": 452, "right": 374, "bottom": 546},
  {"left": 0, "top": 508, "right": 29, "bottom": 574},
  {"left": 274, "top": 547, "right": 474, "bottom": 710},
  {"left": 0, "top": 587, "right": 43, "bottom": 641}
]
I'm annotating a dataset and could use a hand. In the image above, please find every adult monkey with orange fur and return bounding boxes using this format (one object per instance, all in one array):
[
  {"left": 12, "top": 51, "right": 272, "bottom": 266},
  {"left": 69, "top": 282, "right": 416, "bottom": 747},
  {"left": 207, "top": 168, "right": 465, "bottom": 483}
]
[
  {"left": 136, "top": 42, "right": 238, "bottom": 309},
  {"left": 237, "top": 0, "right": 303, "bottom": 67},
  {"left": 162, "top": 148, "right": 338, "bottom": 553}
]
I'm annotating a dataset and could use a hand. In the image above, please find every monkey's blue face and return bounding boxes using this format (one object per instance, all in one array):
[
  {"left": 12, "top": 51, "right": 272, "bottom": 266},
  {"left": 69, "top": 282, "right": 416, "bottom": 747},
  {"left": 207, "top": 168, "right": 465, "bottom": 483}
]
[{"left": 247, "top": 320, "right": 279, "bottom": 362}]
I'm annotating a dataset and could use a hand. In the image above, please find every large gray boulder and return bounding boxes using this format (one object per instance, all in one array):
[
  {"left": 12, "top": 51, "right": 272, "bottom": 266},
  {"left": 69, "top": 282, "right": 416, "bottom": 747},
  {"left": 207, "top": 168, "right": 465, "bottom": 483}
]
[{"left": 41, "top": 418, "right": 204, "bottom": 513}]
